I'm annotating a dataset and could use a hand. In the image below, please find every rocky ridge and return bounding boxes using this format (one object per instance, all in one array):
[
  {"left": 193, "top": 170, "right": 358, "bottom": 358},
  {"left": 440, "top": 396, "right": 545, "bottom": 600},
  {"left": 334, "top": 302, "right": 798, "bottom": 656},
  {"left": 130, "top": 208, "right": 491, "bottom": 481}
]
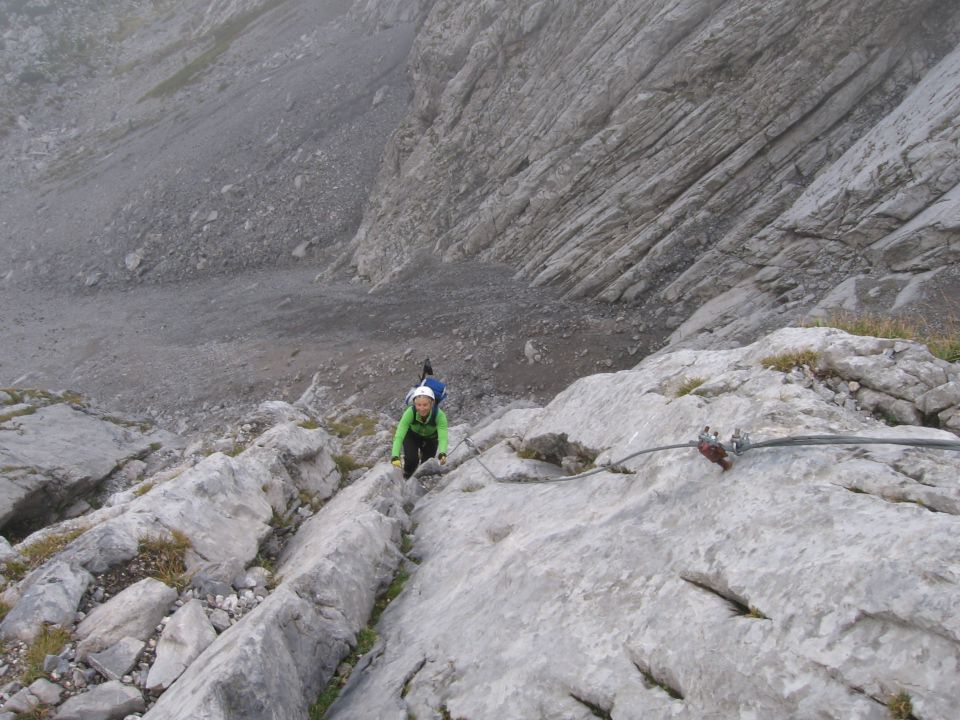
[
  {"left": 344, "top": 0, "right": 960, "bottom": 346},
  {"left": 0, "top": 327, "right": 957, "bottom": 719}
]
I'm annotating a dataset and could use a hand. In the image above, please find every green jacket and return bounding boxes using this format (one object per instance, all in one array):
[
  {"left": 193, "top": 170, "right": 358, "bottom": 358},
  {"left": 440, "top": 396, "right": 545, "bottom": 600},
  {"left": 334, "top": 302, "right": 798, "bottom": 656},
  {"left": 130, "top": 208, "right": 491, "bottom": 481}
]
[{"left": 391, "top": 406, "right": 448, "bottom": 457}]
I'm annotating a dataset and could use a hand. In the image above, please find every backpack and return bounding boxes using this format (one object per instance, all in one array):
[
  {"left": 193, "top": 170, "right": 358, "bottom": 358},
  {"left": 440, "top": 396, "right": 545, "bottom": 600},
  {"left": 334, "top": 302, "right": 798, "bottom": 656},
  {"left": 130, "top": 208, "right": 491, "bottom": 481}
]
[{"left": 404, "top": 358, "right": 447, "bottom": 413}]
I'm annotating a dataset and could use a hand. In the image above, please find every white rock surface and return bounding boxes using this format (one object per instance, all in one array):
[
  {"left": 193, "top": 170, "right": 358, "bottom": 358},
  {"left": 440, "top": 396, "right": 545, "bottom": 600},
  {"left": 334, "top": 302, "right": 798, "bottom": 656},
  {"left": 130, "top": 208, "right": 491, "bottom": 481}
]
[
  {"left": 326, "top": 327, "right": 960, "bottom": 720},
  {"left": 146, "top": 599, "right": 216, "bottom": 692},
  {"left": 51, "top": 680, "right": 145, "bottom": 720},
  {"left": 141, "top": 466, "right": 418, "bottom": 720},
  {"left": 75, "top": 578, "right": 178, "bottom": 660}
]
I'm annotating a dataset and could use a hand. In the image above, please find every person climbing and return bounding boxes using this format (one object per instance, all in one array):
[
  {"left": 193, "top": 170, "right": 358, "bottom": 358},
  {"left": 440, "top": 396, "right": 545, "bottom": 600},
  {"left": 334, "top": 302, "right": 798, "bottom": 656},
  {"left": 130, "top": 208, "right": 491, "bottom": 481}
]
[{"left": 391, "top": 385, "right": 448, "bottom": 479}]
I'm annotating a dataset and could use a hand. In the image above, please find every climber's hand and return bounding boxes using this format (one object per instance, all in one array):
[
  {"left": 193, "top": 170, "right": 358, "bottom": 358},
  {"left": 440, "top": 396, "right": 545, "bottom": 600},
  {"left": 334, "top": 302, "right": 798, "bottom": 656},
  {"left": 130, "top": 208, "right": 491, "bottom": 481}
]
[
  {"left": 438, "top": 453, "right": 447, "bottom": 465},
  {"left": 391, "top": 457, "right": 402, "bottom": 469}
]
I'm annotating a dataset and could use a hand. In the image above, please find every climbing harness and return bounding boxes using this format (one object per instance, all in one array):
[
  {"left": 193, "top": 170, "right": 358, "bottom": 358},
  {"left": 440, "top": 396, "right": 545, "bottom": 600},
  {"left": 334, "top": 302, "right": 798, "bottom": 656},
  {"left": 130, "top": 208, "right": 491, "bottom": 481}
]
[{"left": 457, "top": 426, "right": 960, "bottom": 485}]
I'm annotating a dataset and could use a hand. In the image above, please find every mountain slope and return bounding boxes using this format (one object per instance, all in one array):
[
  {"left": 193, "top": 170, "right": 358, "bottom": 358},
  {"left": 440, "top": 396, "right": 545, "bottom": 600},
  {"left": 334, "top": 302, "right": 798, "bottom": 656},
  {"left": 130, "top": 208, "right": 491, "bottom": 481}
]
[
  {"left": 344, "top": 0, "right": 960, "bottom": 346},
  {"left": 0, "top": 0, "right": 414, "bottom": 288}
]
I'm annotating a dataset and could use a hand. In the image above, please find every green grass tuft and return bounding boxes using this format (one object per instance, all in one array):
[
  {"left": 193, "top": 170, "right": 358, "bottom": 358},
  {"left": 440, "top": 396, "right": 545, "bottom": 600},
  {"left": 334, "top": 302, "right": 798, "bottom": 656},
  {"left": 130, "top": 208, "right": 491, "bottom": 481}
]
[
  {"left": 0, "top": 405, "right": 37, "bottom": 424},
  {"left": 760, "top": 349, "right": 820, "bottom": 373},
  {"left": 22, "top": 625, "right": 71, "bottom": 684},
  {"left": 133, "top": 481, "right": 155, "bottom": 497},
  {"left": 675, "top": 376, "right": 706, "bottom": 397},
  {"left": 333, "top": 454, "right": 361, "bottom": 485},
  {"left": 138, "top": 530, "right": 191, "bottom": 590},
  {"left": 326, "top": 411, "right": 378, "bottom": 439},
  {"left": 888, "top": 690, "right": 913, "bottom": 719},
  {"left": 6, "top": 527, "right": 88, "bottom": 582}
]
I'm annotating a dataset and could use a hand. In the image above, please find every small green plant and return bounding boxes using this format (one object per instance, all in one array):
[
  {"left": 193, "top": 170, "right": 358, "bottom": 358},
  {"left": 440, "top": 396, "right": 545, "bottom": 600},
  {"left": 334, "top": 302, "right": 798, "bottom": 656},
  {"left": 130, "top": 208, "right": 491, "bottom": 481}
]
[
  {"left": 253, "top": 552, "right": 275, "bottom": 574},
  {"left": 0, "top": 600, "right": 10, "bottom": 622},
  {"left": 633, "top": 661, "right": 683, "bottom": 701},
  {"left": 333, "top": 454, "right": 361, "bottom": 485},
  {"left": 270, "top": 509, "right": 292, "bottom": 529},
  {"left": 675, "top": 377, "right": 706, "bottom": 397},
  {"left": 310, "top": 624, "right": 380, "bottom": 718},
  {"left": 17, "top": 527, "right": 87, "bottom": 572},
  {"left": 297, "top": 418, "right": 320, "bottom": 430},
  {"left": 439, "top": 707, "right": 467, "bottom": 720},
  {"left": 888, "top": 690, "right": 913, "bottom": 719},
  {"left": 355, "top": 626, "right": 378, "bottom": 655},
  {"left": 746, "top": 606, "right": 768, "bottom": 619},
  {"left": 309, "top": 683, "right": 341, "bottom": 719},
  {"left": 877, "top": 409, "right": 903, "bottom": 427},
  {"left": 133, "top": 481, "right": 155, "bottom": 497},
  {"left": 326, "top": 412, "right": 378, "bottom": 439},
  {"left": 100, "top": 415, "right": 152, "bottom": 432},
  {"left": 0, "top": 405, "right": 37, "bottom": 424},
  {"left": 138, "top": 530, "right": 191, "bottom": 590},
  {"left": 760, "top": 349, "right": 820, "bottom": 373},
  {"left": 368, "top": 568, "right": 411, "bottom": 625},
  {"left": 22, "top": 625, "right": 71, "bottom": 684},
  {"left": 298, "top": 490, "right": 324, "bottom": 512},
  {"left": 223, "top": 442, "right": 247, "bottom": 457},
  {"left": 516, "top": 447, "right": 540, "bottom": 460},
  {"left": 3, "top": 558, "right": 28, "bottom": 583},
  {"left": 400, "top": 533, "right": 414, "bottom": 555},
  {"left": 61, "top": 391, "right": 86, "bottom": 406}
]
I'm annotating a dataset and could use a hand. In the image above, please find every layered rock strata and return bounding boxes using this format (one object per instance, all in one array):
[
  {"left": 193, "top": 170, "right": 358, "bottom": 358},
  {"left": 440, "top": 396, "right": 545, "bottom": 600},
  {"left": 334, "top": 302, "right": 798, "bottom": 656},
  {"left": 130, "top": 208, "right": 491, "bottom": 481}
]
[{"left": 345, "top": 0, "right": 960, "bottom": 344}]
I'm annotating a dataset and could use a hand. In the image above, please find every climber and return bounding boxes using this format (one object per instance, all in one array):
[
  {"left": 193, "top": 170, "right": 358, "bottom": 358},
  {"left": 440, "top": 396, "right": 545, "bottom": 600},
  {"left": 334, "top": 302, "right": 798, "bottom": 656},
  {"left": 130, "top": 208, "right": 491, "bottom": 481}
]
[{"left": 391, "top": 385, "right": 448, "bottom": 479}]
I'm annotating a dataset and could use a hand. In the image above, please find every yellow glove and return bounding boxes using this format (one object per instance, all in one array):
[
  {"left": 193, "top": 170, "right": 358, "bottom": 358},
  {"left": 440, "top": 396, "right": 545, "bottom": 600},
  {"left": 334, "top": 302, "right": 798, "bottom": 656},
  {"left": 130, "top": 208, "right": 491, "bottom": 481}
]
[
  {"left": 438, "top": 453, "right": 447, "bottom": 465},
  {"left": 391, "top": 457, "right": 402, "bottom": 468}
]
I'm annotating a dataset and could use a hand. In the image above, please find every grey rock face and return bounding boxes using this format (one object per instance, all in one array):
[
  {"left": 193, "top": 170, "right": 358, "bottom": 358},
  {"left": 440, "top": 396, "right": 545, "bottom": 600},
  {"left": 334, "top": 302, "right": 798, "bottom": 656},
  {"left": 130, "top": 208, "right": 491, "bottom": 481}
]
[
  {"left": 253, "top": 422, "right": 342, "bottom": 500},
  {"left": 75, "top": 578, "right": 178, "bottom": 660},
  {"left": 86, "top": 637, "right": 145, "bottom": 682},
  {"left": 145, "top": 600, "right": 216, "bottom": 692},
  {"left": 344, "top": 0, "right": 960, "bottom": 344},
  {"left": 0, "top": 403, "right": 157, "bottom": 534},
  {"left": 0, "top": 560, "right": 92, "bottom": 641},
  {"left": 51, "top": 680, "right": 145, "bottom": 720}
]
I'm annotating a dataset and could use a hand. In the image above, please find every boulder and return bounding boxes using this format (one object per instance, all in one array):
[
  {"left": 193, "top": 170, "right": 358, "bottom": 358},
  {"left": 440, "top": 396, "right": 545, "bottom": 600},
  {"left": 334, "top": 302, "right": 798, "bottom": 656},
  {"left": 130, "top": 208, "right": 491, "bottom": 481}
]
[{"left": 0, "top": 403, "right": 157, "bottom": 533}]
